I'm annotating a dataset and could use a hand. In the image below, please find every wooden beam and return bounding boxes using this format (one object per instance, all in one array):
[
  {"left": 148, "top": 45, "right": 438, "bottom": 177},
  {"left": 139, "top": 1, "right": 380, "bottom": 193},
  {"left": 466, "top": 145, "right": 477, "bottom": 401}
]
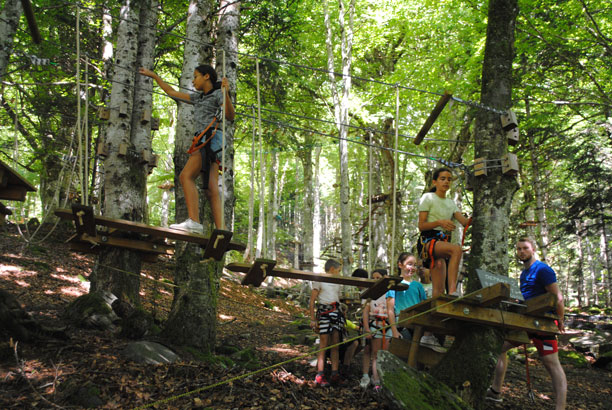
[
  {"left": 413, "top": 91, "right": 453, "bottom": 145},
  {"left": 463, "top": 282, "right": 511, "bottom": 306},
  {"left": 431, "top": 299, "right": 559, "bottom": 334},
  {"left": 227, "top": 262, "right": 376, "bottom": 288},
  {"left": 408, "top": 326, "right": 424, "bottom": 367},
  {"left": 389, "top": 337, "right": 444, "bottom": 367},
  {"left": 360, "top": 276, "right": 408, "bottom": 300},
  {"left": 524, "top": 293, "right": 556, "bottom": 315},
  {"left": 68, "top": 241, "right": 161, "bottom": 263},
  {"left": 55, "top": 208, "right": 245, "bottom": 252},
  {"left": 0, "top": 202, "right": 13, "bottom": 216},
  {"left": 398, "top": 310, "right": 457, "bottom": 334},
  {"left": 505, "top": 330, "right": 530, "bottom": 345},
  {"left": 90, "top": 234, "right": 174, "bottom": 255}
]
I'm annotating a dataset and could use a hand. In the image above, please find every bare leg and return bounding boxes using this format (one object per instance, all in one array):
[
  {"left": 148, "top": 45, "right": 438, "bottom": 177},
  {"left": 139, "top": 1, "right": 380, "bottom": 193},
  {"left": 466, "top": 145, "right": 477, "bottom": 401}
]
[
  {"left": 370, "top": 338, "right": 382, "bottom": 383},
  {"left": 179, "top": 153, "right": 203, "bottom": 223},
  {"left": 430, "top": 258, "right": 447, "bottom": 298},
  {"left": 432, "top": 241, "right": 463, "bottom": 294},
  {"left": 205, "top": 161, "right": 223, "bottom": 229},
  {"left": 491, "top": 342, "right": 513, "bottom": 392},
  {"left": 330, "top": 331, "right": 340, "bottom": 372},
  {"left": 541, "top": 353, "right": 567, "bottom": 410},
  {"left": 317, "top": 333, "right": 330, "bottom": 373},
  {"left": 361, "top": 344, "right": 371, "bottom": 375}
]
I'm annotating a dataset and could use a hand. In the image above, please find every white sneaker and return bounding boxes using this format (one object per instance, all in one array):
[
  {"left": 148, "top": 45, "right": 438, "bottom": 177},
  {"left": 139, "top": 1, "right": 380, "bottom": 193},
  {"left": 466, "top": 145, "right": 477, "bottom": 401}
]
[
  {"left": 169, "top": 218, "right": 203, "bottom": 234},
  {"left": 359, "top": 374, "right": 370, "bottom": 388},
  {"left": 420, "top": 335, "right": 447, "bottom": 353}
]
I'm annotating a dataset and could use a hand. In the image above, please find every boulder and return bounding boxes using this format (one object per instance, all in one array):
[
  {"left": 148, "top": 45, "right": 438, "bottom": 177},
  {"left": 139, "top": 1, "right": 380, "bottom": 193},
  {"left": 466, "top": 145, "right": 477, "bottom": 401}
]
[
  {"left": 570, "top": 332, "right": 612, "bottom": 357},
  {"left": 122, "top": 341, "right": 180, "bottom": 364},
  {"left": 63, "top": 291, "right": 119, "bottom": 331},
  {"left": 376, "top": 350, "right": 473, "bottom": 410}
]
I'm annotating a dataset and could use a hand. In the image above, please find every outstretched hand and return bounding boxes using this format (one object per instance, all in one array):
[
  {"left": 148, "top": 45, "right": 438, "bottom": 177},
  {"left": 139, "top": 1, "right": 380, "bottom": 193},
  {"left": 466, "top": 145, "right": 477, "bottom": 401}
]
[{"left": 138, "top": 67, "right": 155, "bottom": 78}]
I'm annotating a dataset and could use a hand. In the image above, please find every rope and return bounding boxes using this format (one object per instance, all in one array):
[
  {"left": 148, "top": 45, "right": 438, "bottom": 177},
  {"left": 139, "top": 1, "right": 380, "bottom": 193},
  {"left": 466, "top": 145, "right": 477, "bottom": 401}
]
[
  {"left": 391, "top": 85, "right": 399, "bottom": 268},
  {"left": 131, "top": 286, "right": 490, "bottom": 409},
  {"left": 221, "top": 50, "right": 226, "bottom": 229}
]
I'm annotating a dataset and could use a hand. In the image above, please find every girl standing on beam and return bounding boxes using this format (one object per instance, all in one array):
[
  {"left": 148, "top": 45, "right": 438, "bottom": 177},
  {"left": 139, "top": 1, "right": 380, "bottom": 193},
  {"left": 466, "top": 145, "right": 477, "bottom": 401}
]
[{"left": 139, "top": 65, "right": 234, "bottom": 233}]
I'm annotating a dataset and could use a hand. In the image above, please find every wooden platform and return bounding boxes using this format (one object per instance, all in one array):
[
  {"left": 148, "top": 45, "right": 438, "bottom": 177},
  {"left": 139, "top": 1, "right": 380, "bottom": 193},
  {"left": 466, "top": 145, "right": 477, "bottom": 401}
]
[
  {"left": 55, "top": 206, "right": 245, "bottom": 261},
  {"left": 395, "top": 284, "right": 559, "bottom": 367},
  {"left": 226, "top": 260, "right": 408, "bottom": 300}
]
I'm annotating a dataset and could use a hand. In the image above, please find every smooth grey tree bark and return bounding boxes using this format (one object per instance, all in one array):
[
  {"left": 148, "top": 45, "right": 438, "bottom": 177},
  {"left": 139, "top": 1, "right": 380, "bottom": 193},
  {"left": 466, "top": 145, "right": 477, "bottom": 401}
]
[
  {"left": 91, "top": 0, "right": 158, "bottom": 304},
  {"left": 324, "top": 0, "right": 355, "bottom": 276},
  {"left": 429, "top": 0, "right": 519, "bottom": 407},
  {"left": 0, "top": 0, "right": 22, "bottom": 82}
]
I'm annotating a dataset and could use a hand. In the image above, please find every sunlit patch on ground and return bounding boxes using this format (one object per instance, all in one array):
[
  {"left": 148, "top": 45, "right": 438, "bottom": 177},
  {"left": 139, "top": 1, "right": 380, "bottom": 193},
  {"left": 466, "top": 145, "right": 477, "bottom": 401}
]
[
  {"left": 262, "top": 344, "right": 308, "bottom": 358},
  {"left": 60, "top": 285, "right": 89, "bottom": 297}
]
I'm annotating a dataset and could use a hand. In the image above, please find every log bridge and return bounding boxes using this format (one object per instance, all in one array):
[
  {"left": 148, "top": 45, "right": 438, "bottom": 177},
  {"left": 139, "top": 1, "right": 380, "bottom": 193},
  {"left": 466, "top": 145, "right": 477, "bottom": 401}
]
[
  {"left": 388, "top": 282, "right": 559, "bottom": 368},
  {"left": 226, "top": 259, "right": 409, "bottom": 300},
  {"left": 55, "top": 205, "right": 245, "bottom": 262}
]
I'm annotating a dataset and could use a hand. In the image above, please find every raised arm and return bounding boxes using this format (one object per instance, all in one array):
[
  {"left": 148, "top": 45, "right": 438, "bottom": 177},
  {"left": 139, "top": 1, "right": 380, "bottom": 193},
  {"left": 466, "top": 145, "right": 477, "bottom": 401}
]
[
  {"left": 386, "top": 296, "right": 401, "bottom": 338},
  {"left": 309, "top": 288, "right": 320, "bottom": 330},
  {"left": 139, "top": 68, "right": 191, "bottom": 102},
  {"left": 454, "top": 212, "right": 470, "bottom": 228}
]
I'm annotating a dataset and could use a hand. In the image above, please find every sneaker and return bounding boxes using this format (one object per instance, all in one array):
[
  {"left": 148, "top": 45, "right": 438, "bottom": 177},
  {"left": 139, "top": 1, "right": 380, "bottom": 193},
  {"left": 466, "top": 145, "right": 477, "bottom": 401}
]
[
  {"left": 359, "top": 374, "right": 370, "bottom": 389},
  {"left": 486, "top": 387, "right": 503, "bottom": 402},
  {"left": 314, "top": 373, "right": 330, "bottom": 387},
  {"left": 420, "top": 335, "right": 448, "bottom": 353},
  {"left": 169, "top": 218, "right": 203, "bottom": 234}
]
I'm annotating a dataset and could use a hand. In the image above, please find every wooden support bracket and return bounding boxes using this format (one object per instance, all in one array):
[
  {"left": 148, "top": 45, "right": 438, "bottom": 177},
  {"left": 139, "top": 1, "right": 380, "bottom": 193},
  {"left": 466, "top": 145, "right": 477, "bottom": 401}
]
[
  {"left": 141, "top": 149, "right": 152, "bottom": 164},
  {"left": 151, "top": 117, "right": 160, "bottom": 130},
  {"left": 71, "top": 204, "right": 96, "bottom": 236},
  {"left": 389, "top": 337, "right": 444, "bottom": 368},
  {"left": 119, "top": 102, "right": 129, "bottom": 117},
  {"left": 500, "top": 110, "right": 518, "bottom": 130},
  {"left": 506, "top": 127, "right": 519, "bottom": 146},
  {"left": 141, "top": 108, "right": 151, "bottom": 123},
  {"left": 241, "top": 259, "right": 277, "bottom": 286},
  {"left": 202, "top": 229, "right": 233, "bottom": 261},
  {"left": 502, "top": 153, "right": 519, "bottom": 176},
  {"left": 98, "top": 107, "right": 110, "bottom": 121},
  {"left": 118, "top": 143, "right": 128, "bottom": 157},
  {"left": 473, "top": 157, "right": 487, "bottom": 177}
]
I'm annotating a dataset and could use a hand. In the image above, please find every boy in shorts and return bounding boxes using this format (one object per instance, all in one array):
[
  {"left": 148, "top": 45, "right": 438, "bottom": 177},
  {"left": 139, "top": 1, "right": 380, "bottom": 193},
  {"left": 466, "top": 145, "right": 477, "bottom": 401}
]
[{"left": 310, "top": 259, "right": 345, "bottom": 387}]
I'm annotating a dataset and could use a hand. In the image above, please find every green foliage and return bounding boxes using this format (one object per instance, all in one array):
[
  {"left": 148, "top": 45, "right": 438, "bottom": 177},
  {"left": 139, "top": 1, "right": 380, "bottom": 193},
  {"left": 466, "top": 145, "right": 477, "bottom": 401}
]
[{"left": 558, "top": 350, "right": 589, "bottom": 368}]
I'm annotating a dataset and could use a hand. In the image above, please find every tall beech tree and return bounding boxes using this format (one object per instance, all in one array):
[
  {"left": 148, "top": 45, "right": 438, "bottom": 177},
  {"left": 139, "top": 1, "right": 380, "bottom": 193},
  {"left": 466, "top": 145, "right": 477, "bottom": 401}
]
[
  {"left": 429, "top": 0, "right": 519, "bottom": 406},
  {"left": 90, "top": 0, "right": 158, "bottom": 304}
]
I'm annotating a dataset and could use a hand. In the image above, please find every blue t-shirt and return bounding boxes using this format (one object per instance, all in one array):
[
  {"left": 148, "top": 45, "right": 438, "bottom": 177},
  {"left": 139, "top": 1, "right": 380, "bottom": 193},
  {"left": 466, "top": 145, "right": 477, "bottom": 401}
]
[
  {"left": 386, "top": 280, "right": 427, "bottom": 315},
  {"left": 519, "top": 260, "right": 557, "bottom": 300}
]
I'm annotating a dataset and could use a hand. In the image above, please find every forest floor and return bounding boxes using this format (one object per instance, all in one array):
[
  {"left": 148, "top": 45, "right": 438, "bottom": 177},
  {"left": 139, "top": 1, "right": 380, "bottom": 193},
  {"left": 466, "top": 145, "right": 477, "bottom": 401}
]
[{"left": 1, "top": 223, "right": 611, "bottom": 409}]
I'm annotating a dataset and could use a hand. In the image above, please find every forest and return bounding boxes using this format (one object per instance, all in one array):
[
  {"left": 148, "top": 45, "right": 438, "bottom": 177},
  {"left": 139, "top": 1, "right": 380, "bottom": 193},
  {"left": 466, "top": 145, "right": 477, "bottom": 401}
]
[{"left": 1, "top": 0, "right": 611, "bottom": 408}]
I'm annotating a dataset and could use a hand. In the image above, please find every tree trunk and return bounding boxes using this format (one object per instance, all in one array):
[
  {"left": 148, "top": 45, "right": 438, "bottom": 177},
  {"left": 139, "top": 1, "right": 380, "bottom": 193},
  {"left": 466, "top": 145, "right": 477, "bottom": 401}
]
[
  {"left": 256, "top": 150, "right": 266, "bottom": 258},
  {"left": 299, "top": 144, "right": 315, "bottom": 268},
  {"left": 244, "top": 114, "right": 257, "bottom": 261},
  {"left": 576, "top": 224, "right": 585, "bottom": 307},
  {"left": 91, "top": 0, "right": 157, "bottom": 304},
  {"left": 0, "top": 0, "right": 22, "bottom": 81},
  {"left": 586, "top": 234, "right": 598, "bottom": 305},
  {"left": 430, "top": 0, "right": 519, "bottom": 407},
  {"left": 313, "top": 146, "right": 322, "bottom": 269},
  {"left": 266, "top": 152, "right": 278, "bottom": 259},
  {"left": 162, "top": 0, "right": 218, "bottom": 350},
  {"left": 324, "top": 0, "right": 355, "bottom": 276},
  {"left": 601, "top": 223, "right": 612, "bottom": 306}
]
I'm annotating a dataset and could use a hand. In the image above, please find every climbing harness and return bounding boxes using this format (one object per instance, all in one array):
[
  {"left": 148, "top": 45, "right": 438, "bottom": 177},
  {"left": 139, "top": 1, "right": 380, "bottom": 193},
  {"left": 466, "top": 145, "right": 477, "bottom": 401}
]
[
  {"left": 187, "top": 117, "right": 219, "bottom": 155},
  {"left": 418, "top": 230, "right": 449, "bottom": 270}
]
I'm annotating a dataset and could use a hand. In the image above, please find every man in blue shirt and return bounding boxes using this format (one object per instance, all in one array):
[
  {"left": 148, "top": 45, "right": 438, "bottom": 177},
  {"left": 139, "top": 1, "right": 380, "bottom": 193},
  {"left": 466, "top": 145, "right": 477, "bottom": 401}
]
[{"left": 487, "top": 237, "right": 567, "bottom": 409}]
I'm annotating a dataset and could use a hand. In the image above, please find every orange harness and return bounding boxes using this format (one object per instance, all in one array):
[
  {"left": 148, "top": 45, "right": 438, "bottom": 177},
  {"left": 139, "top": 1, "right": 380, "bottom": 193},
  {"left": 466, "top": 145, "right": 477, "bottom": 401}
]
[
  {"left": 187, "top": 118, "right": 219, "bottom": 155},
  {"left": 420, "top": 231, "right": 449, "bottom": 270}
]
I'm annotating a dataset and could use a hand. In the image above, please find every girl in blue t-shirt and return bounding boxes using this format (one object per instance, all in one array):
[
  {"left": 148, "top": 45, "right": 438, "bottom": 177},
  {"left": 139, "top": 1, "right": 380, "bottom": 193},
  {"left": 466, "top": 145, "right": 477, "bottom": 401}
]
[
  {"left": 139, "top": 65, "right": 234, "bottom": 233},
  {"left": 417, "top": 167, "right": 470, "bottom": 297}
]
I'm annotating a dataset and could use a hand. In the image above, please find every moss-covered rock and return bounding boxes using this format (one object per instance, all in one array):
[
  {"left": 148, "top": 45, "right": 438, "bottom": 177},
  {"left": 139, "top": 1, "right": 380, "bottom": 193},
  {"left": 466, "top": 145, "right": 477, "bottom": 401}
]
[
  {"left": 558, "top": 350, "right": 588, "bottom": 368},
  {"left": 377, "top": 350, "right": 473, "bottom": 410},
  {"left": 63, "top": 292, "right": 118, "bottom": 330}
]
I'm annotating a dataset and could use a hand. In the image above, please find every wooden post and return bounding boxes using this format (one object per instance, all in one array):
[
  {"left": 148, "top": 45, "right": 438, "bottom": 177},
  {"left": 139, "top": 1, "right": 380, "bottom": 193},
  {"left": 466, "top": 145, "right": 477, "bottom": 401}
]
[{"left": 413, "top": 91, "right": 453, "bottom": 145}]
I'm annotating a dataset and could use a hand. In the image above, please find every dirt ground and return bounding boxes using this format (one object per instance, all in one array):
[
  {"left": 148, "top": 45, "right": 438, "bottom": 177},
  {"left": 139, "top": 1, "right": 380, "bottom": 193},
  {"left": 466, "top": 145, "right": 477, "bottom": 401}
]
[{"left": 1, "top": 224, "right": 611, "bottom": 409}]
